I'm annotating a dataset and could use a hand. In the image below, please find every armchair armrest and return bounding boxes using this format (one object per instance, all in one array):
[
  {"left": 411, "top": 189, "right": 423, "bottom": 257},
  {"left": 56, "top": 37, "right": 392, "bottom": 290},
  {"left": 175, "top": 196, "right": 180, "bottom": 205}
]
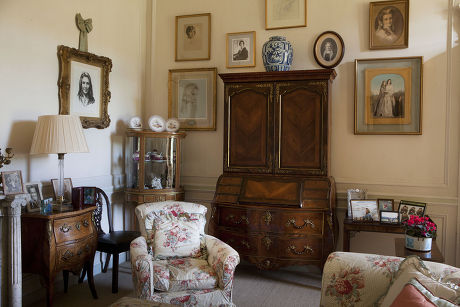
[
  {"left": 130, "top": 236, "right": 154, "bottom": 299},
  {"left": 205, "top": 234, "right": 240, "bottom": 291}
]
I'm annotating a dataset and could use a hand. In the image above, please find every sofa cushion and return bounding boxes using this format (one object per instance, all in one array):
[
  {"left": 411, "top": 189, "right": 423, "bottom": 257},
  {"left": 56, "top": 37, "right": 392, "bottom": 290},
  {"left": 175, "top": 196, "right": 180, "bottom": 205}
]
[
  {"left": 153, "top": 258, "right": 217, "bottom": 292},
  {"left": 377, "top": 256, "right": 460, "bottom": 306}
]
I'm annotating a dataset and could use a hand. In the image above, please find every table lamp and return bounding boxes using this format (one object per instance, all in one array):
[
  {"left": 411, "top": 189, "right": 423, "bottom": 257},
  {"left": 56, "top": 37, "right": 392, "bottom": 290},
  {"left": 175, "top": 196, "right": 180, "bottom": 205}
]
[{"left": 30, "top": 115, "right": 89, "bottom": 206}]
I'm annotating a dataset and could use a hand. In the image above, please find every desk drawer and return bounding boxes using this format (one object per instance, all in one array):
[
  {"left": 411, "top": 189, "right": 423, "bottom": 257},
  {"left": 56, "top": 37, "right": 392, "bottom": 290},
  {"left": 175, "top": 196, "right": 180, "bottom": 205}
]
[
  {"left": 54, "top": 211, "right": 94, "bottom": 245},
  {"left": 218, "top": 207, "right": 255, "bottom": 230},
  {"left": 56, "top": 235, "right": 96, "bottom": 271},
  {"left": 279, "top": 212, "right": 323, "bottom": 235},
  {"left": 277, "top": 236, "right": 322, "bottom": 260}
]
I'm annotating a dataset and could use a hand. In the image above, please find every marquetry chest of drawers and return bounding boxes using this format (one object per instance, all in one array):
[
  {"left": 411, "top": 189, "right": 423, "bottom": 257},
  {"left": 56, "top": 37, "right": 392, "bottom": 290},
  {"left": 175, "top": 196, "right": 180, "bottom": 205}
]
[{"left": 22, "top": 206, "right": 98, "bottom": 306}]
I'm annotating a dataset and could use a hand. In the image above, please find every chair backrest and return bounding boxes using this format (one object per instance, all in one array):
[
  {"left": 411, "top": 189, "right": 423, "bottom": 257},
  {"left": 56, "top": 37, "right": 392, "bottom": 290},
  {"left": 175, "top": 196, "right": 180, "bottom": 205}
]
[{"left": 93, "top": 187, "right": 113, "bottom": 234}]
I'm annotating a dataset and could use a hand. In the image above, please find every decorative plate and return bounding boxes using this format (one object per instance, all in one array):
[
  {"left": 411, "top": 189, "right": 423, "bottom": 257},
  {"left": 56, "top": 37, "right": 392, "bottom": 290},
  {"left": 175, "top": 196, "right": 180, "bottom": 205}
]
[
  {"left": 165, "top": 118, "right": 180, "bottom": 132},
  {"left": 129, "top": 116, "right": 142, "bottom": 129},
  {"left": 148, "top": 115, "right": 165, "bottom": 132}
]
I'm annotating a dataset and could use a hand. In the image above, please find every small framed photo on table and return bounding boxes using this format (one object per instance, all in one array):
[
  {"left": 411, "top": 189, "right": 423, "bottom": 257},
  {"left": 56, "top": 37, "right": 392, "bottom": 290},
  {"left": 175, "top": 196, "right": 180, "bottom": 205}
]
[
  {"left": 378, "top": 199, "right": 394, "bottom": 211},
  {"left": 175, "top": 13, "right": 211, "bottom": 61},
  {"left": 51, "top": 178, "right": 73, "bottom": 204},
  {"left": 24, "top": 183, "right": 42, "bottom": 212},
  {"left": 1, "top": 170, "right": 24, "bottom": 195},
  {"left": 351, "top": 199, "right": 379, "bottom": 222},
  {"left": 398, "top": 200, "right": 426, "bottom": 222},
  {"left": 226, "top": 31, "right": 256, "bottom": 68},
  {"left": 380, "top": 211, "right": 400, "bottom": 224}
]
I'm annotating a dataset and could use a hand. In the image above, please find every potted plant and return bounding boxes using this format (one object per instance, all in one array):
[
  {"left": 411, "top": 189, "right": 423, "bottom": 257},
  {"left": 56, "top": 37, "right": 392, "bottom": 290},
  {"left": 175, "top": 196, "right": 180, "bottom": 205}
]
[{"left": 402, "top": 215, "right": 437, "bottom": 251}]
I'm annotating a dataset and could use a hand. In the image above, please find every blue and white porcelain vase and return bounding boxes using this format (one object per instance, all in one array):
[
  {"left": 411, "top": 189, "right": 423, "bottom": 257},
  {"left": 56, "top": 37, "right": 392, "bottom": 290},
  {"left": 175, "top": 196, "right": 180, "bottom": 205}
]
[{"left": 262, "top": 36, "right": 293, "bottom": 72}]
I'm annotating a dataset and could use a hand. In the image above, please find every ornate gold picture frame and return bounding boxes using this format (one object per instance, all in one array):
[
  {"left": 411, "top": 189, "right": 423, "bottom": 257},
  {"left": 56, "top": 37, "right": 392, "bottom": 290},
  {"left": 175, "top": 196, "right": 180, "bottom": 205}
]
[
  {"left": 57, "top": 45, "right": 112, "bottom": 129},
  {"left": 175, "top": 13, "right": 211, "bottom": 61}
]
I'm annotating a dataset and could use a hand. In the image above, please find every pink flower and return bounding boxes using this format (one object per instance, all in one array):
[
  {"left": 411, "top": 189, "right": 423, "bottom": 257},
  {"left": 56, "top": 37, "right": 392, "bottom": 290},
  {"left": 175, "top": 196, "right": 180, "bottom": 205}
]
[{"left": 335, "top": 279, "right": 353, "bottom": 295}]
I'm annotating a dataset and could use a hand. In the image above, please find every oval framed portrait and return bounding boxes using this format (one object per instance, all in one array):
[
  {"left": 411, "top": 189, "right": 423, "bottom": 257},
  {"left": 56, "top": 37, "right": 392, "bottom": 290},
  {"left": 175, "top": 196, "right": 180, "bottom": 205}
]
[{"left": 313, "top": 31, "right": 345, "bottom": 69}]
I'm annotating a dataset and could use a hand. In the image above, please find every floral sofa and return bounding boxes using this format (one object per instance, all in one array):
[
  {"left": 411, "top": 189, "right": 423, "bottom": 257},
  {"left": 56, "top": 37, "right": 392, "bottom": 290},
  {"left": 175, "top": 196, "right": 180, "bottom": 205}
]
[
  {"left": 320, "top": 252, "right": 460, "bottom": 306},
  {"left": 130, "top": 201, "right": 240, "bottom": 307}
]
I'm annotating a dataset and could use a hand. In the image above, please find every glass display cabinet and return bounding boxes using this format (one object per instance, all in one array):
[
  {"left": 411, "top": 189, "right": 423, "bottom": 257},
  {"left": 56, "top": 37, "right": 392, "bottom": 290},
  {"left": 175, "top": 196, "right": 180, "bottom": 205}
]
[{"left": 125, "top": 129, "right": 186, "bottom": 205}]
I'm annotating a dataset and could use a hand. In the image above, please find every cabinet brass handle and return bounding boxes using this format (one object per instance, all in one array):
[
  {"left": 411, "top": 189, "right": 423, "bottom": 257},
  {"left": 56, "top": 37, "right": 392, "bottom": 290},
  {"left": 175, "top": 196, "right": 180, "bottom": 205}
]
[
  {"left": 59, "top": 224, "right": 72, "bottom": 233},
  {"left": 82, "top": 219, "right": 89, "bottom": 227},
  {"left": 263, "top": 211, "right": 272, "bottom": 226},
  {"left": 241, "top": 240, "right": 250, "bottom": 249},
  {"left": 62, "top": 250, "right": 74, "bottom": 261},
  {"left": 286, "top": 218, "right": 315, "bottom": 229},
  {"left": 75, "top": 222, "right": 81, "bottom": 231},
  {"left": 226, "top": 214, "right": 249, "bottom": 225},
  {"left": 262, "top": 236, "right": 272, "bottom": 250},
  {"left": 287, "top": 245, "right": 313, "bottom": 255}
]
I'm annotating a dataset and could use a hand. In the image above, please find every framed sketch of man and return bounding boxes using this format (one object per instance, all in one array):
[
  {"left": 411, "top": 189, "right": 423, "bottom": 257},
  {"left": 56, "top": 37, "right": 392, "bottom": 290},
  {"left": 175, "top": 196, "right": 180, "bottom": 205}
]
[
  {"left": 226, "top": 31, "right": 256, "bottom": 68},
  {"left": 1, "top": 170, "right": 24, "bottom": 195},
  {"left": 24, "top": 183, "right": 42, "bottom": 212},
  {"left": 57, "top": 45, "right": 112, "bottom": 129},
  {"left": 354, "top": 57, "right": 422, "bottom": 135},
  {"left": 369, "top": 0, "right": 409, "bottom": 49},
  {"left": 313, "top": 31, "right": 345, "bottom": 69},
  {"left": 168, "top": 68, "right": 217, "bottom": 130},
  {"left": 175, "top": 13, "right": 211, "bottom": 61}
]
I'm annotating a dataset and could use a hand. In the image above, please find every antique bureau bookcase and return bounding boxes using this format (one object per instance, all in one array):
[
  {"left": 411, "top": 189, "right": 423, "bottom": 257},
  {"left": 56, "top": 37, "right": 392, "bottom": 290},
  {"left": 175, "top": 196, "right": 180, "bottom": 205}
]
[{"left": 210, "top": 70, "right": 338, "bottom": 270}]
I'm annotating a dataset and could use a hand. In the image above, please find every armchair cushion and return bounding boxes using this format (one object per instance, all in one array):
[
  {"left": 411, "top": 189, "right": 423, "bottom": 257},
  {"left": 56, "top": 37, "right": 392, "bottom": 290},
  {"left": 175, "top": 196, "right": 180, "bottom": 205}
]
[{"left": 391, "top": 278, "right": 458, "bottom": 307}]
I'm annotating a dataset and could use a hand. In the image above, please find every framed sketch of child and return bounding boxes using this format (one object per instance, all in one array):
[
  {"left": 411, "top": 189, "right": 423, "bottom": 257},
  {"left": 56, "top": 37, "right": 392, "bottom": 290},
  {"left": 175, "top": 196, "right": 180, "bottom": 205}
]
[
  {"left": 57, "top": 45, "right": 112, "bottom": 129},
  {"left": 226, "top": 31, "right": 256, "bottom": 68},
  {"left": 175, "top": 13, "right": 211, "bottom": 61},
  {"left": 168, "top": 68, "right": 217, "bottom": 130},
  {"left": 24, "top": 183, "right": 42, "bottom": 212},
  {"left": 313, "top": 31, "right": 345, "bottom": 69},
  {"left": 1, "top": 170, "right": 24, "bottom": 195},
  {"left": 51, "top": 178, "right": 73, "bottom": 204},
  {"left": 369, "top": 0, "right": 409, "bottom": 50},
  {"left": 351, "top": 200, "right": 379, "bottom": 222}
]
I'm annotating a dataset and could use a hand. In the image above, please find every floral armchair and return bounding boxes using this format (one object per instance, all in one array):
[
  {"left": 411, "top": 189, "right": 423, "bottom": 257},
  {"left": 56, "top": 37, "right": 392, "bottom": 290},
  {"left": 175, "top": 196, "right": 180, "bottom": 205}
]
[{"left": 130, "top": 201, "right": 240, "bottom": 307}]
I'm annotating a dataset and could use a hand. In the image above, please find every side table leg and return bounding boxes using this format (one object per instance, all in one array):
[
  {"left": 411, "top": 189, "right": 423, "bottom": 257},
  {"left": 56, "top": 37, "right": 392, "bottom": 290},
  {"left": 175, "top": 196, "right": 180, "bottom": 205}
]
[
  {"left": 45, "top": 275, "right": 55, "bottom": 307},
  {"left": 86, "top": 260, "right": 98, "bottom": 299},
  {"left": 343, "top": 229, "right": 350, "bottom": 252}
]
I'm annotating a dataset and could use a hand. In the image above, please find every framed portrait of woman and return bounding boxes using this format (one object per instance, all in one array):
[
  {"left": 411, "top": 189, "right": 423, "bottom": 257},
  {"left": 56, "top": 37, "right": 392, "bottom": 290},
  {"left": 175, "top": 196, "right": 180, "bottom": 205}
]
[
  {"left": 175, "top": 13, "right": 211, "bottom": 61},
  {"left": 369, "top": 0, "right": 409, "bottom": 49}
]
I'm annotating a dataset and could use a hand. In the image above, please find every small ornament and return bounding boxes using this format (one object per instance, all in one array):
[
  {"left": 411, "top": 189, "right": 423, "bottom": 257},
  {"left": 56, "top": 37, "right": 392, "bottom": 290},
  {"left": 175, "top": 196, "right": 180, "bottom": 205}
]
[
  {"left": 148, "top": 115, "right": 165, "bottom": 132},
  {"left": 165, "top": 118, "right": 180, "bottom": 132},
  {"left": 75, "top": 13, "right": 93, "bottom": 52},
  {"left": 129, "top": 116, "right": 142, "bottom": 129}
]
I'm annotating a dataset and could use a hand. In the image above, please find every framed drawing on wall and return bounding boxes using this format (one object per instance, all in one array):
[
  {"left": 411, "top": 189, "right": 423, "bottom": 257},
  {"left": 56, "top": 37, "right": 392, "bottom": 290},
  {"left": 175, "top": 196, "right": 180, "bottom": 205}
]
[
  {"left": 226, "top": 31, "right": 256, "bottom": 68},
  {"left": 369, "top": 0, "right": 409, "bottom": 50},
  {"left": 57, "top": 45, "right": 112, "bottom": 129},
  {"left": 265, "top": 0, "right": 307, "bottom": 30},
  {"left": 168, "top": 68, "right": 217, "bottom": 130},
  {"left": 175, "top": 13, "right": 211, "bottom": 61},
  {"left": 313, "top": 31, "right": 345, "bottom": 69},
  {"left": 354, "top": 57, "right": 422, "bottom": 135}
]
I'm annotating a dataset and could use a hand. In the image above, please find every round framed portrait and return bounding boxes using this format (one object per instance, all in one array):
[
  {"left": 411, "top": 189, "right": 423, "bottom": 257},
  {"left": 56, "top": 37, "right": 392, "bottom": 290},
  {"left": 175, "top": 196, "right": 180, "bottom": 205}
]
[
  {"left": 148, "top": 115, "right": 165, "bottom": 132},
  {"left": 313, "top": 31, "right": 345, "bottom": 69}
]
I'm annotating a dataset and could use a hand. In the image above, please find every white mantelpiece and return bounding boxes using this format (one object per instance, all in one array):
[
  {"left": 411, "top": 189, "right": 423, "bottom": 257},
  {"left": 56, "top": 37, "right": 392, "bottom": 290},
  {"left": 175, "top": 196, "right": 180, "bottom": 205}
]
[{"left": 0, "top": 194, "right": 27, "bottom": 307}]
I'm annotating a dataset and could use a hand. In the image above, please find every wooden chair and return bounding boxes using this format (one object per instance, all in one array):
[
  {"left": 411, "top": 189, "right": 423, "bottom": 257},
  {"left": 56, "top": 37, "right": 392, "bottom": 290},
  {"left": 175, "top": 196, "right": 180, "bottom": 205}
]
[{"left": 79, "top": 187, "right": 140, "bottom": 293}]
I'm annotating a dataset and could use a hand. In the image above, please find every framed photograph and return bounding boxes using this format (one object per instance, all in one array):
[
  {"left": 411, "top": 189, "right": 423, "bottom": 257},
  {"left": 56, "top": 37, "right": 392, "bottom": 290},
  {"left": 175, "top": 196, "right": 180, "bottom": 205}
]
[
  {"left": 24, "top": 183, "right": 42, "bottom": 212},
  {"left": 313, "top": 31, "right": 345, "bottom": 69},
  {"left": 354, "top": 57, "right": 422, "bottom": 135},
  {"left": 175, "top": 13, "right": 211, "bottom": 61},
  {"left": 83, "top": 187, "right": 96, "bottom": 206},
  {"left": 369, "top": 0, "right": 409, "bottom": 50},
  {"left": 51, "top": 178, "right": 73, "bottom": 203},
  {"left": 168, "top": 68, "right": 217, "bottom": 130},
  {"left": 346, "top": 188, "right": 367, "bottom": 218},
  {"left": 57, "top": 45, "right": 112, "bottom": 129},
  {"left": 1, "top": 170, "right": 24, "bottom": 195},
  {"left": 378, "top": 199, "right": 394, "bottom": 211},
  {"left": 351, "top": 200, "right": 379, "bottom": 222},
  {"left": 398, "top": 200, "right": 426, "bottom": 222},
  {"left": 380, "top": 211, "right": 400, "bottom": 224},
  {"left": 265, "top": 0, "right": 307, "bottom": 30},
  {"left": 226, "top": 31, "right": 256, "bottom": 68}
]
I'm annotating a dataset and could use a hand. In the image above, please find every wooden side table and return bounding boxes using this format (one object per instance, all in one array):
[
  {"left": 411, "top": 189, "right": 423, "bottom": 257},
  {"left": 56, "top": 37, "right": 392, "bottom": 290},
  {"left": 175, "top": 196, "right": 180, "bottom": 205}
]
[
  {"left": 343, "top": 217, "right": 404, "bottom": 252},
  {"left": 394, "top": 238, "right": 444, "bottom": 263},
  {"left": 22, "top": 206, "right": 98, "bottom": 306}
]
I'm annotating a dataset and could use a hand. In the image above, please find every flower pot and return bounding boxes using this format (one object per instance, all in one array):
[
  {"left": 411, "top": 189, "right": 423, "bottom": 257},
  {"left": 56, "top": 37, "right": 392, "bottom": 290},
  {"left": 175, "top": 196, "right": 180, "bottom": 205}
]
[
  {"left": 405, "top": 234, "right": 432, "bottom": 252},
  {"left": 262, "top": 36, "right": 293, "bottom": 72}
]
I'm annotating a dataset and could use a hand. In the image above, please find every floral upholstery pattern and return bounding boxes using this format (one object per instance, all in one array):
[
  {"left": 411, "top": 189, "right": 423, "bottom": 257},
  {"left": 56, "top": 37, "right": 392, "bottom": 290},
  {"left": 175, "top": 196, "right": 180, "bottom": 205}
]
[
  {"left": 131, "top": 202, "right": 240, "bottom": 307},
  {"left": 320, "top": 252, "right": 460, "bottom": 307}
]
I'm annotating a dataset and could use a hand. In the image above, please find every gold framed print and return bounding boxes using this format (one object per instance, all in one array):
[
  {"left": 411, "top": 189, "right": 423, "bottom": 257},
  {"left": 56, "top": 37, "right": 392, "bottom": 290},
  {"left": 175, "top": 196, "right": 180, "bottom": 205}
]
[
  {"left": 168, "top": 68, "right": 217, "bottom": 131},
  {"left": 57, "top": 45, "right": 112, "bottom": 129},
  {"left": 175, "top": 13, "right": 211, "bottom": 61},
  {"left": 265, "top": 0, "right": 307, "bottom": 30},
  {"left": 369, "top": 0, "right": 409, "bottom": 49},
  {"left": 226, "top": 31, "right": 256, "bottom": 68},
  {"left": 354, "top": 57, "right": 422, "bottom": 135}
]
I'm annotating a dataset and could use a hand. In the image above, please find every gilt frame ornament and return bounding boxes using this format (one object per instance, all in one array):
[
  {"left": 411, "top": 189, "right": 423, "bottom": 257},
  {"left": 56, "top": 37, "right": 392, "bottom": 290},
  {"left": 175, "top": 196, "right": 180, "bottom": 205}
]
[{"left": 57, "top": 45, "right": 112, "bottom": 129}]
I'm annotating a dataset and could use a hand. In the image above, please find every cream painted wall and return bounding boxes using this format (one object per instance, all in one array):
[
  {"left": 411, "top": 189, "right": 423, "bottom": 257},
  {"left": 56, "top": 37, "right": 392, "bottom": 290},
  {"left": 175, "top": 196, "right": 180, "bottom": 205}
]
[{"left": 148, "top": 0, "right": 460, "bottom": 266}]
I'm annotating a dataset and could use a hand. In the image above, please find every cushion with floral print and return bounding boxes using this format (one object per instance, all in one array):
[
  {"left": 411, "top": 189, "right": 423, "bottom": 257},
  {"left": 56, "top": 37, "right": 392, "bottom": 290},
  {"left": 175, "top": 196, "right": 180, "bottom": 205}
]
[
  {"left": 377, "top": 256, "right": 460, "bottom": 306},
  {"left": 153, "top": 258, "right": 217, "bottom": 292}
]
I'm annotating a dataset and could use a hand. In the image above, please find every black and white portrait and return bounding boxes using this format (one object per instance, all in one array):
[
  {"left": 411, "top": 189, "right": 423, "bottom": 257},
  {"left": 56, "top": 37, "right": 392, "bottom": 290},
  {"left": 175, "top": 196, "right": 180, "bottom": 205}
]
[
  {"left": 374, "top": 6, "right": 404, "bottom": 44},
  {"left": 320, "top": 38, "right": 337, "bottom": 62},
  {"left": 1, "top": 171, "right": 23, "bottom": 195},
  {"left": 25, "top": 183, "right": 42, "bottom": 211},
  {"left": 178, "top": 79, "right": 207, "bottom": 119},
  {"left": 232, "top": 38, "right": 249, "bottom": 61},
  {"left": 69, "top": 60, "right": 101, "bottom": 118},
  {"left": 183, "top": 23, "right": 202, "bottom": 51}
]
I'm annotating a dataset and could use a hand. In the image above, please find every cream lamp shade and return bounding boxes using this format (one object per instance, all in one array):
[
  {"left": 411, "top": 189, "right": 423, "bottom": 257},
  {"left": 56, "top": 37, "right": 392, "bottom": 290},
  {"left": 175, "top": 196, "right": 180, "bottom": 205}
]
[{"left": 30, "top": 115, "right": 89, "bottom": 154}]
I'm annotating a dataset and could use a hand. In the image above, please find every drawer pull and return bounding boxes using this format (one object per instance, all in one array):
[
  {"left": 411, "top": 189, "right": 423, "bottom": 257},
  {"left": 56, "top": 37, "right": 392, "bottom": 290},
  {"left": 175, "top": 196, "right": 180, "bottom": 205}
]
[
  {"left": 82, "top": 219, "right": 89, "bottom": 227},
  {"left": 226, "top": 214, "right": 249, "bottom": 225},
  {"left": 286, "top": 218, "right": 315, "bottom": 229},
  {"left": 62, "top": 250, "right": 74, "bottom": 261},
  {"left": 287, "top": 245, "right": 313, "bottom": 255},
  {"left": 262, "top": 236, "right": 272, "bottom": 250},
  {"left": 241, "top": 240, "right": 250, "bottom": 249},
  {"left": 59, "top": 224, "right": 72, "bottom": 233},
  {"left": 263, "top": 211, "right": 272, "bottom": 225},
  {"left": 77, "top": 245, "right": 90, "bottom": 256},
  {"left": 75, "top": 222, "right": 81, "bottom": 231}
]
